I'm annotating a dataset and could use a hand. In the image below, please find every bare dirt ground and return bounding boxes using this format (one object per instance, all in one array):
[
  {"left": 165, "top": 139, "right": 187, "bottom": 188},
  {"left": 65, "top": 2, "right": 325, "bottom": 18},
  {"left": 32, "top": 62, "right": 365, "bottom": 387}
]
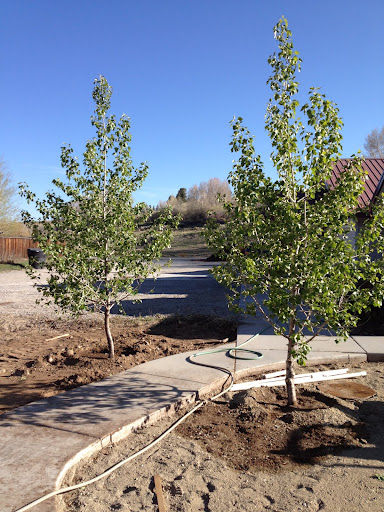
[
  {"left": 62, "top": 361, "right": 384, "bottom": 512},
  {"left": 0, "top": 257, "right": 236, "bottom": 414},
  {"left": 2, "top": 256, "right": 384, "bottom": 511},
  {"left": 0, "top": 314, "right": 236, "bottom": 415}
]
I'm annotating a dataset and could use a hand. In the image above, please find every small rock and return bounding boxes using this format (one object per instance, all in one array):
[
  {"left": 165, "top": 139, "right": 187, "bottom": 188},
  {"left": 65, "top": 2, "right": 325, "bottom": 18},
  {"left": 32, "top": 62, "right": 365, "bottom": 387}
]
[
  {"left": 71, "top": 374, "right": 84, "bottom": 384},
  {"left": 318, "top": 499, "right": 325, "bottom": 510},
  {"left": 63, "top": 347, "right": 74, "bottom": 357},
  {"left": 47, "top": 354, "right": 56, "bottom": 364}
]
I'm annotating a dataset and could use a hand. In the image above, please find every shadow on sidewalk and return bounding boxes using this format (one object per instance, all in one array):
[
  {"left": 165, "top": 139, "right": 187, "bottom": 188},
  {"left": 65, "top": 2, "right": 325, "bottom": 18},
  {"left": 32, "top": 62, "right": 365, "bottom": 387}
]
[{"left": 0, "top": 369, "right": 196, "bottom": 429}]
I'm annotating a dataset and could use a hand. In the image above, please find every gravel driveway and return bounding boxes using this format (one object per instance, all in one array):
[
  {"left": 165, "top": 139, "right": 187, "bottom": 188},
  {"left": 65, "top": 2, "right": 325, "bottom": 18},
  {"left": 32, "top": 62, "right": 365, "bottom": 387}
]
[{"left": 0, "top": 258, "right": 232, "bottom": 319}]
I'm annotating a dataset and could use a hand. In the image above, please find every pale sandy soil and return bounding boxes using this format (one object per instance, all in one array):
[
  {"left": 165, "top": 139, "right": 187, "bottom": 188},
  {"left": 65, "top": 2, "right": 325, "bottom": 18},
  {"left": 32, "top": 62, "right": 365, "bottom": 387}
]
[{"left": 61, "top": 362, "right": 384, "bottom": 512}]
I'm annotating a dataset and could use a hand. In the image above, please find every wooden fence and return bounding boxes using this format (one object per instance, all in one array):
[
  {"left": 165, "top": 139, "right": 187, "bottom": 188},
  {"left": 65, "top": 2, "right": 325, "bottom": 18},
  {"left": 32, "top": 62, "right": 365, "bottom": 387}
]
[{"left": 0, "top": 237, "right": 38, "bottom": 262}]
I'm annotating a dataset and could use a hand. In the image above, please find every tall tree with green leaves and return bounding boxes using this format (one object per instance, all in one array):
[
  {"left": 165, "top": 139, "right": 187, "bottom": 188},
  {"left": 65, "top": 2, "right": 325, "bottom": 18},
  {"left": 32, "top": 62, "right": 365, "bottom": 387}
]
[
  {"left": 20, "top": 76, "right": 178, "bottom": 358},
  {"left": 205, "top": 18, "right": 384, "bottom": 405}
]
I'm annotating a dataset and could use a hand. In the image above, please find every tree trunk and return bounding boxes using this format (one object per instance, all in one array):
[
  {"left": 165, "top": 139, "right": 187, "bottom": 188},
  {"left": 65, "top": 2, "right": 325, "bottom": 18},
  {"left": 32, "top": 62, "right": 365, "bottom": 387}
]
[
  {"left": 104, "top": 308, "right": 115, "bottom": 359},
  {"left": 286, "top": 336, "right": 297, "bottom": 406}
]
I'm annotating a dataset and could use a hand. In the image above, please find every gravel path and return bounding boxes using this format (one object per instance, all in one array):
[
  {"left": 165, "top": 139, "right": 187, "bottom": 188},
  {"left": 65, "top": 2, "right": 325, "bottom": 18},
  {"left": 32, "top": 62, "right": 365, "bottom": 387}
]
[
  {"left": 0, "top": 258, "right": 232, "bottom": 319},
  {"left": 0, "top": 267, "right": 53, "bottom": 316}
]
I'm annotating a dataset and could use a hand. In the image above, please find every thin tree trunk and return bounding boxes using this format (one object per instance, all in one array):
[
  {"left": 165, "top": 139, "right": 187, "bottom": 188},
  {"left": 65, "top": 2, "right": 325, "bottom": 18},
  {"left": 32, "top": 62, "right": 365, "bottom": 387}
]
[
  {"left": 102, "top": 114, "right": 114, "bottom": 358},
  {"left": 286, "top": 317, "right": 297, "bottom": 406},
  {"left": 104, "top": 308, "right": 115, "bottom": 359},
  {"left": 286, "top": 337, "right": 297, "bottom": 406}
]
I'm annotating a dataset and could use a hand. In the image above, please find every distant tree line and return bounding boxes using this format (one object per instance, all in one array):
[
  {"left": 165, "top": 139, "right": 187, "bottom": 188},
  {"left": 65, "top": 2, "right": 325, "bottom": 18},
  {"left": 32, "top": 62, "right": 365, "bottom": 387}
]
[
  {"left": 155, "top": 177, "right": 232, "bottom": 227},
  {"left": 0, "top": 160, "right": 30, "bottom": 237}
]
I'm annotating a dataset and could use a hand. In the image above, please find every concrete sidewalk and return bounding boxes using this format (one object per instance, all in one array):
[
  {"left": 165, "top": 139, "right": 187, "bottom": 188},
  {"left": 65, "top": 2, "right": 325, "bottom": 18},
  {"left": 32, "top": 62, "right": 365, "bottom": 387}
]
[{"left": 0, "top": 323, "right": 383, "bottom": 512}]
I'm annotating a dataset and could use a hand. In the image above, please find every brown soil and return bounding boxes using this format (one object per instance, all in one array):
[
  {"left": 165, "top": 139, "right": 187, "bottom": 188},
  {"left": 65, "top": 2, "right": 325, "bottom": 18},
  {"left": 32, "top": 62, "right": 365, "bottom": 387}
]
[
  {"left": 0, "top": 314, "right": 236, "bottom": 415},
  {"left": 62, "top": 361, "right": 384, "bottom": 512},
  {"left": 177, "top": 385, "right": 365, "bottom": 472}
]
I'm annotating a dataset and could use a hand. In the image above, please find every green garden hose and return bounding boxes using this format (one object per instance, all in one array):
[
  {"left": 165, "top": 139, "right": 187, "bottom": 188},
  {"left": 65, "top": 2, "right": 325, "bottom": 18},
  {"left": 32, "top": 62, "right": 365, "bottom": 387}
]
[{"left": 191, "top": 328, "right": 267, "bottom": 361}]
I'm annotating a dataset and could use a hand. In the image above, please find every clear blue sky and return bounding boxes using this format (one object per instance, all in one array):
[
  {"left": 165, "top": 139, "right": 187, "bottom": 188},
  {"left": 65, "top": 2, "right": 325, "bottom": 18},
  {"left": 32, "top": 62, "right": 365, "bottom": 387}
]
[{"left": 1, "top": 0, "right": 383, "bottom": 211}]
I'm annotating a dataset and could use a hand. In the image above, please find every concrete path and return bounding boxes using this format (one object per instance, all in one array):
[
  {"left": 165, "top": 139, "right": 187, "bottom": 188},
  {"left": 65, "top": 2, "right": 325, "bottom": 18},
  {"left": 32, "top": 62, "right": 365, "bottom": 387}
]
[{"left": 1, "top": 324, "right": 383, "bottom": 512}]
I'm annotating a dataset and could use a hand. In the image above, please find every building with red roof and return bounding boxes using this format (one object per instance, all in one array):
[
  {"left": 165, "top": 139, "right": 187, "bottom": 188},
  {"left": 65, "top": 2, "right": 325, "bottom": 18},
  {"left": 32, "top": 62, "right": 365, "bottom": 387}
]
[
  {"left": 330, "top": 158, "right": 384, "bottom": 210},
  {"left": 330, "top": 159, "right": 384, "bottom": 258}
]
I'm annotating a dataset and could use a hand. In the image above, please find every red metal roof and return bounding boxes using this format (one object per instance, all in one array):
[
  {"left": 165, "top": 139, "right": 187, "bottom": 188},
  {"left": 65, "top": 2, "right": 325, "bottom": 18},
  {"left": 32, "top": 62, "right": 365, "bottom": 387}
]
[{"left": 330, "top": 159, "right": 384, "bottom": 209}]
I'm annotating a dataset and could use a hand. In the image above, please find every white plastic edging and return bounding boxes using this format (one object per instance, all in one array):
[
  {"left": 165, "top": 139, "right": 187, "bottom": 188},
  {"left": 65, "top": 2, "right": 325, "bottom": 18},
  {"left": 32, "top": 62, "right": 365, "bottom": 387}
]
[
  {"left": 264, "top": 370, "right": 286, "bottom": 379},
  {"left": 241, "top": 368, "right": 350, "bottom": 389},
  {"left": 264, "top": 368, "right": 350, "bottom": 381},
  {"left": 232, "top": 371, "right": 367, "bottom": 391}
]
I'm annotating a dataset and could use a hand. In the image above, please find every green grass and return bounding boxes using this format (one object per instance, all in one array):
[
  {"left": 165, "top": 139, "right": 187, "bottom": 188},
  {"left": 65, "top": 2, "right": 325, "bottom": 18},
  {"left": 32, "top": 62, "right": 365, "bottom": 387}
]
[
  {"left": 0, "top": 260, "right": 27, "bottom": 272},
  {"left": 163, "top": 227, "right": 212, "bottom": 258}
]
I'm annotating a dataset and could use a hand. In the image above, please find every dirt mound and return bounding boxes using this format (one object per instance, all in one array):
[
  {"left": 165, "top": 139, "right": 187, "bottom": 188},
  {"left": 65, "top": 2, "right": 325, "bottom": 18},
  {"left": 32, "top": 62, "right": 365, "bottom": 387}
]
[{"left": 177, "top": 386, "right": 365, "bottom": 471}]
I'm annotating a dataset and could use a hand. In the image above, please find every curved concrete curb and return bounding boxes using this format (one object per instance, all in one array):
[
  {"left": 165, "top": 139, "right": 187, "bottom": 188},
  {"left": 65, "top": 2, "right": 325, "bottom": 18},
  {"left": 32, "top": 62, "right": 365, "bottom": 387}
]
[{"left": 0, "top": 327, "right": 382, "bottom": 512}]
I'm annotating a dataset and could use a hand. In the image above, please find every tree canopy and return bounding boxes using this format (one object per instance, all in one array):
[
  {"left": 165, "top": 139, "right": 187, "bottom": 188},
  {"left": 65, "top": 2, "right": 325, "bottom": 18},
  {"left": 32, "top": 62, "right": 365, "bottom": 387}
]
[
  {"left": 205, "top": 17, "right": 384, "bottom": 405},
  {"left": 158, "top": 178, "right": 232, "bottom": 226},
  {"left": 20, "top": 76, "right": 178, "bottom": 357}
]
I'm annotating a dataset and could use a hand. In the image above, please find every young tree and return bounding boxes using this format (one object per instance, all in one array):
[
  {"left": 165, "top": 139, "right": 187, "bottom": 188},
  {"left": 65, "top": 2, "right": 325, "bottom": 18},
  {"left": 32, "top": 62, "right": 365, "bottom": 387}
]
[
  {"left": 205, "top": 18, "right": 384, "bottom": 406},
  {"left": 20, "top": 76, "right": 178, "bottom": 358},
  {"left": 364, "top": 126, "right": 384, "bottom": 158}
]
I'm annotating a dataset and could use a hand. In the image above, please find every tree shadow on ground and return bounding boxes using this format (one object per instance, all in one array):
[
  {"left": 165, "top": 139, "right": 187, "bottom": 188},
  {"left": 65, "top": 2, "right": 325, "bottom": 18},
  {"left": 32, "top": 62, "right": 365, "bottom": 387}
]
[
  {"left": 272, "top": 396, "right": 384, "bottom": 470},
  {"left": 145, "top": 315, "right": 237, "bottom": 341},
  {"left": 35, "top": 268, "right": 232, "bottom": 318},
  {"left": 0, "top": 369, "right": 196, "bottom": 429},
  {"left": 0, "top": 380, "right": 56, "bottom": 411},
  {"left": 113, "top": 270, "right": 230, "bottom": 318}
]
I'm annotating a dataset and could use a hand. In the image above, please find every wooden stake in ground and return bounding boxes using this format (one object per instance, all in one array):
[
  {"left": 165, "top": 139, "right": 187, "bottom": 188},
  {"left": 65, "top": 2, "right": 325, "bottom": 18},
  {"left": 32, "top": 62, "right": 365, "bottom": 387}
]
[
  {"left": 154, "top": 474, "right": 167, "bottom": 512},
  {"left": 45, "top": 333, "right": 70, "bottom": 342}
]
